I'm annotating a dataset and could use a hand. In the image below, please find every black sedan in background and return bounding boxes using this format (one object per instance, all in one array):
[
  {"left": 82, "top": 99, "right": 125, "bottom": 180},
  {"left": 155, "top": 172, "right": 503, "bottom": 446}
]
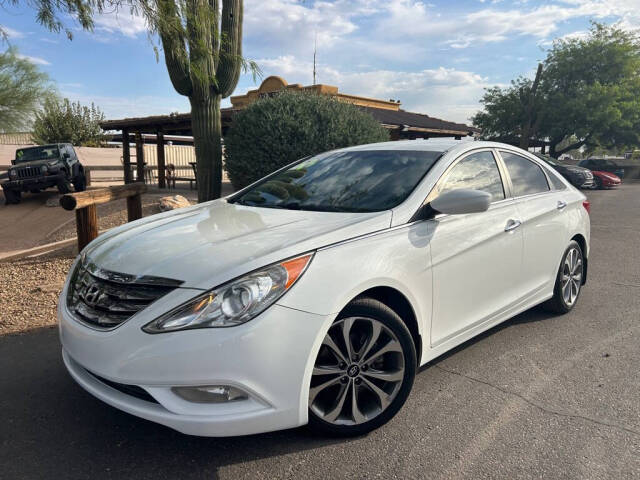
[
  {"left": 534, "top": 154, "right": 595, "bottom": 189},
  {"left": 578, "top": 158, "right": 626, "bottom": 178}
]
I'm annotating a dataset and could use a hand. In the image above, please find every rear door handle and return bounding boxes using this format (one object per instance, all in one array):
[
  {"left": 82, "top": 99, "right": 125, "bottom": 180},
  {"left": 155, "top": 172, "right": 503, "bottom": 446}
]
[
  {"left": 505, "top": 219, "right": 522, "bottom": 232},
  {"left": 557, "top": 200, "right": 567, "bottom": 210}
]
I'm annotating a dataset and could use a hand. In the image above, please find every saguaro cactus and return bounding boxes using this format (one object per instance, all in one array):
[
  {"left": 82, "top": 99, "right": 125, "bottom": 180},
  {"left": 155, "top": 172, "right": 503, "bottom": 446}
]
[{"left": 155, "top": 0, "right": 246, "bottom": 202}]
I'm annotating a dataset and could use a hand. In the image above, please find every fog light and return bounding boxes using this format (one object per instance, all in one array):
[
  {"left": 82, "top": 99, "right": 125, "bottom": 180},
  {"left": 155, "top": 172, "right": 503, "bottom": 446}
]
[{"left": 171, "top": 385, "right": 249, "bottom": 403}]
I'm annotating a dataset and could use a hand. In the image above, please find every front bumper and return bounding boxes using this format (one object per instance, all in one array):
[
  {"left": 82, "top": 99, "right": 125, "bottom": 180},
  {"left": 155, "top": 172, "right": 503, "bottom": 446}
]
[
  {"left": 58, "top": 286, "right": 332, "bottom": 437},
  {"left": 2, "top": 173, "right": 65, "bottom": 191}
]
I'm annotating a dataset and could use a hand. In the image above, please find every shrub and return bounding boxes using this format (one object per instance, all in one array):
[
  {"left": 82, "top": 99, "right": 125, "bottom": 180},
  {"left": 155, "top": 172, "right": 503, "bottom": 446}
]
[
  {"left": 224, "top": 91, "right": 390, "bottom": 189},
  {"left": 32, "top": 97, "right": 106, "bottom": 146}
]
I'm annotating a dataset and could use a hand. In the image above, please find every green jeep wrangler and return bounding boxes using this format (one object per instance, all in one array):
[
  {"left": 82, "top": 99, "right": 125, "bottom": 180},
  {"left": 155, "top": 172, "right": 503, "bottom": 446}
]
[{"left": 2, "top": 144, "right": 87, "bottom": 204}]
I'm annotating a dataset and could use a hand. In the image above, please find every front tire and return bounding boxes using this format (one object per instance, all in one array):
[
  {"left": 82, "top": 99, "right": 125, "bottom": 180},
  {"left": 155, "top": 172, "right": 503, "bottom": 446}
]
[
  {"left": 308, "top": 298, "right": 416, "bottom": 437},
  {"left": 3, "top": 188, "right": 21, "bottom": 204},
  {"left": 542, "top": 240, "right": 584, "bottom": 314}
]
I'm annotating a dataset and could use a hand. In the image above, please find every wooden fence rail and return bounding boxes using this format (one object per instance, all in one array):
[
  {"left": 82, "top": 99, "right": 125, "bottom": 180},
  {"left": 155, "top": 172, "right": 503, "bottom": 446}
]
[{"left": 59, "top": 183, "right": 147, "bottom": 251}]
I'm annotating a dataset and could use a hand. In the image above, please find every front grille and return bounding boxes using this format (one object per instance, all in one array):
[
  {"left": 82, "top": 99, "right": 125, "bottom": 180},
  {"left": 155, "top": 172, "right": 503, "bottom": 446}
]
[
  {"left": 67, "top": 260, "right": 183, "bottom": 330},
  {"left": 87, "top": 371, "right": 159, "bottom": 404},
  {"left": 16, "top": 166, "right": 41, "bottom": 179}
]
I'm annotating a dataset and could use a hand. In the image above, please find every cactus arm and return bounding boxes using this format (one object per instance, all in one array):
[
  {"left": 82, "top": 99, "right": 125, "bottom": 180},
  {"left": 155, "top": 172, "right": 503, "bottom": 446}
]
[
  {"left": 215, "top": 0, "right": 243, "bottom": 98},
  {"left": 157, "top": 0, "right": 193, "bottom": 97}
]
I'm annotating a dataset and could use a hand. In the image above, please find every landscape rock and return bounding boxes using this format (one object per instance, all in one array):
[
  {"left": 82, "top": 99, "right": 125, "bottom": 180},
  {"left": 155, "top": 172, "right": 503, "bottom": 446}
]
[{"left": 159, "top": 195, "right": 191, "bottom": 212}]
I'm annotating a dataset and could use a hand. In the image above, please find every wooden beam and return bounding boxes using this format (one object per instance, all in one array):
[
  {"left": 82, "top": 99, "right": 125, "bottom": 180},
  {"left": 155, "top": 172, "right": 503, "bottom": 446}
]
[
  {"left": 126, "top": 194, "right": 143, "bottom": 221},
  {"left": 122, "top": 128, "right": 132, "bottom": 184},
  {"left": 75, "top": 205, "right": 98, "bottom": 251},
  {"left": 135, "top": 132, "right": 145, "bottom": 183},
  {"left": 59, "top": 183, "right": 147, "bottom": 211},
  {"left": 157, "top": 129, "right": 166, "bottom": 189}
]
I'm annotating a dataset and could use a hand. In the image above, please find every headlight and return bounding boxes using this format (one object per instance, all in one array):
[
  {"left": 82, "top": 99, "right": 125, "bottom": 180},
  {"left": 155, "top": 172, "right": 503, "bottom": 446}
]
[
  {"left": 8, "top": 169, "right": 17, "bottom": 178},
  {"left": 142, "top": 253, "right": 314, "bottom": 333},
  {"left": 41, "top": 165, "right": 48, "bottom": 174}
]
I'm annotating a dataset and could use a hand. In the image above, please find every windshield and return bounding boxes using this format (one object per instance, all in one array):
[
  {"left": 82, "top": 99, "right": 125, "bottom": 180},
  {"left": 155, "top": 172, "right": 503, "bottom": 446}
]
[
  {"left": 15, "top": 146, "right": 60, "bottom": 163},
  {"left": 232, "top": 149, "right": 442, "bottom": 213}
]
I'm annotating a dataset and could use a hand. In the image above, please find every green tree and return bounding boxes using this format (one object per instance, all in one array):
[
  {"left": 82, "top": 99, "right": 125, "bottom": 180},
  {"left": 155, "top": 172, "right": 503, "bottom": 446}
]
[
  {"left": 5, "top": 0, "right": 257, "bottom": 202},
  {"left": 224, "top": 91, "right": 390, "bottom": 189},
  {"left": 1, "top": 0, "right": 100, "bottom": 41},
  {"left": 0, "top": 47, "right": 53, "bottom": 132},
  {"left": 473, "top": 23, "right": 640, "bottom": 157},
  {"left": 32, "top": 97, "right": 106, "bottom": 146}
]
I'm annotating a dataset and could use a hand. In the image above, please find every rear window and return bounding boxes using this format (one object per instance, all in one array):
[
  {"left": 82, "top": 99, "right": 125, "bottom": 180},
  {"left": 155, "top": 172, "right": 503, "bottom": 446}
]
[{"left": 233, "top": 150, "right": 442, "bottom": 212}]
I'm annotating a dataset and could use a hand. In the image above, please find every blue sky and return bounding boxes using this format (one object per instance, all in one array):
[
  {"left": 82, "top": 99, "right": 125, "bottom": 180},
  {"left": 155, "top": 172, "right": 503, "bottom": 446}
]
[{"left": 2, "top": 0, "right": 639, "bottom": 124}]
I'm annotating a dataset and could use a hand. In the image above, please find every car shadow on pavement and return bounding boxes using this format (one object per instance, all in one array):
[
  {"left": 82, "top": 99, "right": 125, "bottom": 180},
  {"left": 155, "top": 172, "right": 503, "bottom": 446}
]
[
  {"left": 421, "top": 305, "right": 559, "bottom": 371},
  {"left": 0, "top": 327, "right": 351, "bottom": 479}
]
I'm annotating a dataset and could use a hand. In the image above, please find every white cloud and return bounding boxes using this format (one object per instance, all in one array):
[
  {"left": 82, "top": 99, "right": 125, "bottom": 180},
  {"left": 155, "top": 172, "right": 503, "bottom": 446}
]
[
  {"left": 246, "top": 55, "right": 490, "bottom": 123},
  {"left": 93, "top": 10, "right": 147, "bottom": 38},
  {"left": 1, "top": 26, "right": 24, "bottom": 39},
  {"left": 16, "top": 54, "right": 50, "bottom": 65}
]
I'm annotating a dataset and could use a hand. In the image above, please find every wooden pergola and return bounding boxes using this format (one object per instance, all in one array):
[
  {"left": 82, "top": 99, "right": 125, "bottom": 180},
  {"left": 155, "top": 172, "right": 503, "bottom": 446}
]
[{"left": 100, "top": 77, "right": 479, "bottom": 188}]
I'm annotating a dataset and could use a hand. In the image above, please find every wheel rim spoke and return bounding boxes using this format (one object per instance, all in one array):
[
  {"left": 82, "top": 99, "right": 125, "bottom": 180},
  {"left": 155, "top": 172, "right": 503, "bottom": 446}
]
[
  {"left": 362, "top": 368, "right": 404, "bottom": 382},
  {"left": 341, "top": 317, "right": 355, "bottom": 362},
  {"left": 361, "top": 377, "right": 391, "bottom": 410},
  {"left": 309, "top": 376, "right": 341, "bottom": 404},
  {"left": 322, "top": 334, "right": 348, "bottom": 365},
  {"left": 364, "top": 338, "right": 402, "bottom": 364},
  {"left": 351, "top": 383, "right": 366, "bottom": 423},
  {"left": 358, "top": 320, "right": 382, "bottom": 361},
  {"left": 324, "top": 382, "right": 350, "bottom": 423},
  {"left": 562, "top": 247, "right": 581, "bottom": 306},
  {"left": 313, "top": 365, "right": 342, "bottom": 376}
]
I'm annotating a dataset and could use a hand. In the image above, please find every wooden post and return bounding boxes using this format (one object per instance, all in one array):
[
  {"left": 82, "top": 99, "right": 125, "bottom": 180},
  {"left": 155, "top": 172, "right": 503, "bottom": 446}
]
[
  {"left": 122, "top": 128, "right": 132, "bottom": 184},
  {"left": 135, "top": 132, "right": 145, "bottom": 183},
  {"left": 85, "top": 167, "right": 92, "bottom": 187},
  {"left": 75, "top": 205, "right": 98, "bottom": 251},
  {"left": 127, "top": 194, "right": 143, "bottom": 221},
  {"left": 157, "top": 129, "right": 166, "bottom": 189}
]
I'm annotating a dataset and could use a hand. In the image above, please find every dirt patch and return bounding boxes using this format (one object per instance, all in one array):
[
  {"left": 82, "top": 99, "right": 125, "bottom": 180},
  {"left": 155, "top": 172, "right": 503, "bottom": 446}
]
[{"left": 0, "top": 247, "right": 75, "bottom": 335}]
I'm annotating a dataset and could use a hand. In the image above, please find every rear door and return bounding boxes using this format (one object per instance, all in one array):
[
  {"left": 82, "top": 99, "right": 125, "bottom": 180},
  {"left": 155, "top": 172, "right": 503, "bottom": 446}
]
[
  {"left": 429, "top": 149, "right": 523, "bottom": 347},
  {"left": 498, "top": 150, "right": 569, "bottom": 298}
]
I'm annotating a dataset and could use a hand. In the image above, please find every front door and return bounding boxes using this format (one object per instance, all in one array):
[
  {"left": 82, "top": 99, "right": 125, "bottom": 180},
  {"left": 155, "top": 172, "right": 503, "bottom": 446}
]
[{"left": 428, "top": 150, "right": 523, "bottom": 347}]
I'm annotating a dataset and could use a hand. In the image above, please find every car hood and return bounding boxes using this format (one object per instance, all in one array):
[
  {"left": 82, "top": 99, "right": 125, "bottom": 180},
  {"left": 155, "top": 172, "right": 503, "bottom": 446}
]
[
  {"left": 84, "top": 199, "right": 392, "bottom": 289},
  {"left": 12, "top": 159, "right": 59, "bottom": 168}
]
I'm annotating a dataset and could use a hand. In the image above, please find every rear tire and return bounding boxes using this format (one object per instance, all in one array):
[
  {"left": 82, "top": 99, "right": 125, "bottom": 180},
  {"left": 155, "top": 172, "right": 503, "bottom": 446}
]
[
  {"left": 307, "top": 297, "right": 416, "bottom": 437},
  {"left": 73, "top": 173, "right": 87, "bottom": 192},
  {"left": 542, "top": 240, "right": 584, "bottom": 314}
]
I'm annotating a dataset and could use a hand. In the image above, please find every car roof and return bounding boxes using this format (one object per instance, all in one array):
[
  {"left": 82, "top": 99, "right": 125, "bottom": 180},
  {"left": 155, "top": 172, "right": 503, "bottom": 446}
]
[{"left": 18, "top": 144, "right": 68, "bottom": 150}]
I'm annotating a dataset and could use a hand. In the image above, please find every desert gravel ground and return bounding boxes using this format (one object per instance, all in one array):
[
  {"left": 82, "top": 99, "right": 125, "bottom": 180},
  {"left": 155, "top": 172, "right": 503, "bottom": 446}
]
[{"left": 1, "top": 183, "right": 639, "bottom": 480}]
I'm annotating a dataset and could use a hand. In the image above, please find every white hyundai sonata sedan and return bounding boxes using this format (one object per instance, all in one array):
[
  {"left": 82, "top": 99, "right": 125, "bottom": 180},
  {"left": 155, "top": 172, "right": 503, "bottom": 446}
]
[{"left": 58, "top": 139, "right": 590, "bottom": 437}]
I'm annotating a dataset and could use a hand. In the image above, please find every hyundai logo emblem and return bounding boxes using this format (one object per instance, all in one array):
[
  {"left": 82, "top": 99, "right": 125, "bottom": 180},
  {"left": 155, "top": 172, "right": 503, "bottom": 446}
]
[{"left": 83, "top": 284, "right": 103, "bottom": 307}]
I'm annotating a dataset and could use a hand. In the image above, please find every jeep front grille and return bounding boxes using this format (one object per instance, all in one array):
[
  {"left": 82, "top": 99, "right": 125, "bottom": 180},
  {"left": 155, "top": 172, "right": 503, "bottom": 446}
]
[
  {"left": 16, "top": 166, "right": 41, "bottom": 179},
  {"left": 67, "top": 260, "right": 183, "bottom": 330}
]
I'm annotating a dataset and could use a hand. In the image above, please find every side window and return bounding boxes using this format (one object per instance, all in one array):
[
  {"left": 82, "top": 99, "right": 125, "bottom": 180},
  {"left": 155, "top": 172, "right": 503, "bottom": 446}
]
[
  {"left": 500, "top": 151, "right": 550, "bottom": 197},
  {"left": 546, "top": 169, "right": 567, "bottom": 190},
  {"left": 439, "top": 151, "right": 505, "bottom": 202}
]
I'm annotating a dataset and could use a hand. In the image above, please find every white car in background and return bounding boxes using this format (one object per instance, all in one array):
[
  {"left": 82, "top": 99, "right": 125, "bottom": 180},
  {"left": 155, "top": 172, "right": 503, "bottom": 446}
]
[{"left": 58, "top": 139, "right": 590, "bottom": 437}]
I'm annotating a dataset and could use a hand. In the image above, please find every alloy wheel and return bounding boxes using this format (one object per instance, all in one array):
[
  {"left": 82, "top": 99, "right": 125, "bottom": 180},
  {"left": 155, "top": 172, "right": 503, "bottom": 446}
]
[
  {"left": 309, "top": 316, "right": 406, "bottom": 426},
  {"left": 561, "top": 247, "right": 583, "bottom": 306}
]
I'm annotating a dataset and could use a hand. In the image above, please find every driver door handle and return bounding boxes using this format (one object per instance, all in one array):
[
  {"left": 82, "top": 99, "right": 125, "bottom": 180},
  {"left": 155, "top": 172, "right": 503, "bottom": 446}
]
[
  {"left": 557, "top": 200, "right": 567, "bottom": 210},
  {"left": 504, "top": 219, "right": 522, "bottom": 232}
]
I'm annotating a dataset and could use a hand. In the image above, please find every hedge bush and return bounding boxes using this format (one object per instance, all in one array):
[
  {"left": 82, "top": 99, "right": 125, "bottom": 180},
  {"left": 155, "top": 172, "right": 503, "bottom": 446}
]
[{"left": 224, "top": 91, "right": 390, "bottom": 189}]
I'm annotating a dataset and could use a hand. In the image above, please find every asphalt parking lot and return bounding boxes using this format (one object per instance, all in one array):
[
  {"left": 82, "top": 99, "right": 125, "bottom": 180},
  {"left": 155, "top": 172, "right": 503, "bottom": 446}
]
[{"left": 2, "top": 183, "right": 639, "bottom": 480}]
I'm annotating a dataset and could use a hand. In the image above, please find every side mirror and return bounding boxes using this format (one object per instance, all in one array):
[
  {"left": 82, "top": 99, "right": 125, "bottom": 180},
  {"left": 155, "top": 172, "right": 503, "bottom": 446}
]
[
  {"left": 11, "top": 159, "right": 15, "bottom": 165},
  {"left": 63, "top": 152, "right": 70, "bottom": 159},
  {"left": 430, "top": 189, "right": 491, "bottom": 215}
]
